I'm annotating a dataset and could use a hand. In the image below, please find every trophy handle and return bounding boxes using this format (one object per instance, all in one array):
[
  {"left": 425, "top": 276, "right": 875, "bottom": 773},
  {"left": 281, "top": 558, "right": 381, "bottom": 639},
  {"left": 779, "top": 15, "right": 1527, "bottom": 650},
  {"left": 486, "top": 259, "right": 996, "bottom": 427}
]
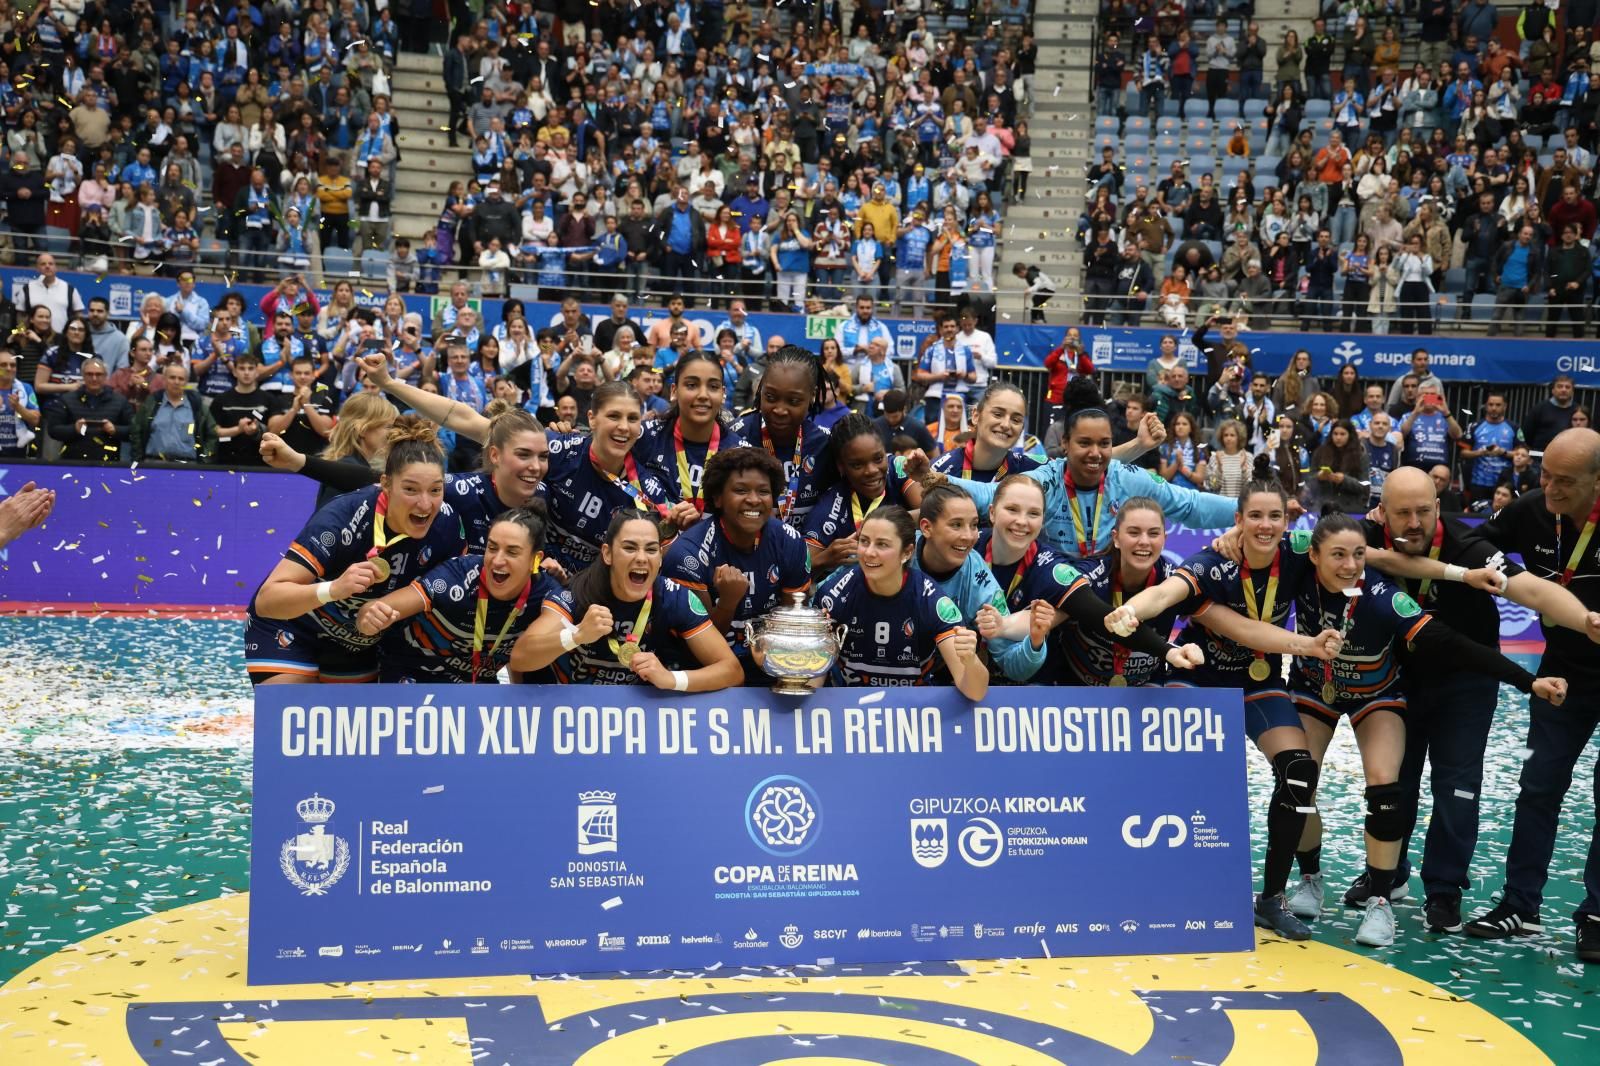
[{"left": 832, "top": 621, "right": 849, "bottom": 650}]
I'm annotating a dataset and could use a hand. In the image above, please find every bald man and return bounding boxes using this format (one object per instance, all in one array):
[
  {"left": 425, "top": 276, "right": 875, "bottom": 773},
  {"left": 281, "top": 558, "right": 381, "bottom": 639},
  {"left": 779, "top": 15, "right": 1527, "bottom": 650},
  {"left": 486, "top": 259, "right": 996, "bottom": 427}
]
[
  {"left": 1456, "top": 428, "right": 1600, "bottom": 961},
  {"left": 1313, "top": 466, "right": 1600, "bottom": 936}
]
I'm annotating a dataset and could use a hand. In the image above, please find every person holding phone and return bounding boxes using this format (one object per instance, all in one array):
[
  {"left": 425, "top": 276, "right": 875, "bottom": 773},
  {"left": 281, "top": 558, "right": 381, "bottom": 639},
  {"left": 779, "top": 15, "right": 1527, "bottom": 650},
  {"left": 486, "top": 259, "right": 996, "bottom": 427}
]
[{"left": 1399, "top": 386, "right": 1461, "bottom": 473}]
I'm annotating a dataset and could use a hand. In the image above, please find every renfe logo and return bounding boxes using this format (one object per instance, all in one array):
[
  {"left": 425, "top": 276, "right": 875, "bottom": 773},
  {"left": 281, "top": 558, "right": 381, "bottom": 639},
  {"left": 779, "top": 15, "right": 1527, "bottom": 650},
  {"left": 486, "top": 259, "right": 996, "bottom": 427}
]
[{"left": 1121, "top": 814, "right": 1188, "bottom": 849}]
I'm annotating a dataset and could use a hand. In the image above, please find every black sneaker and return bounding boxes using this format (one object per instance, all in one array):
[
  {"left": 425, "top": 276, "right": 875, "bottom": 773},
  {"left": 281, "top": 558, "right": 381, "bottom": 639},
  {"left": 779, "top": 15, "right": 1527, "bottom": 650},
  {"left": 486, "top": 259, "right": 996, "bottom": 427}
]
[
  {"left": 1464, "top": 898, "right": 1543, "bottom": 939},
  {"left": 1424, "top": 894, "right": 1463, "bottom": 933},
  {"left": 1578, "top": 916, "right": 1600, "bottom": 963},
  {"left": 1343, "top": 870, "right": 1411, "bottom": 907}
]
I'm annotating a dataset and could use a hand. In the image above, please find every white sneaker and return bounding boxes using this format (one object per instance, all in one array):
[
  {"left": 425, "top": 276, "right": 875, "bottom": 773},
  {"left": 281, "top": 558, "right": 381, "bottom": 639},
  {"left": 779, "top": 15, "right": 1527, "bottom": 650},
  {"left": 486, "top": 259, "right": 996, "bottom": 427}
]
[
  {"left": 1356, "top": 897, "right": 1396, "bottom": 947},
  {"left": 1287, "top": 873, "right": 1324, "bottom": 920}
]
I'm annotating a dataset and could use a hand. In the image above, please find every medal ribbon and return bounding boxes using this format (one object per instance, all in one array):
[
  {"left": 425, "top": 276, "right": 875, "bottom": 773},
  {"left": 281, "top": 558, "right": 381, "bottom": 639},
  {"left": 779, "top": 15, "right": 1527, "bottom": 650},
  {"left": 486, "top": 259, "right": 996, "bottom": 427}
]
[
  {"left": 984, "top": 536, "right": 1038, "bottom": 601},
  {"left": 1240, "top": 548, "right": 1281, "bottom": 675},
  {"left": 470, "top": 561, "right": 536, "bottom": 682},
  {"left": 366, "top": 490, "right": 410, "bottom": 560},
  {"left": 961, "top": 441, "right": 1008, "bottom": 480},
  {"left": 607, "top": 588, "right": 654, "bottom": 662},
  {"left": 1110, "top": 557, "right": 1159, "bottom": 681},
  {"left": 592, "top": 448, "right": 670, "bottom": 519},
  {"left": 850, "top": 490, "right": 886, "bottom": 530},
  {"left": 1384, "top": 519, "right": 1443, "bottom": 601},
  {"left": 1558, "top": 494, "right": 1600, "bottom": 587},
  {"left": 1321, "top": 576, "right": 1364, "bottom": 699},
  {"left": 674, "top": 420, "right": 720, "bottom": 512},
  {"left": 1064, "top": 472, "right": 1107, "bottom": 556},
  {"left": 762, "top": 424, "right": 805, "bottom": 519}
]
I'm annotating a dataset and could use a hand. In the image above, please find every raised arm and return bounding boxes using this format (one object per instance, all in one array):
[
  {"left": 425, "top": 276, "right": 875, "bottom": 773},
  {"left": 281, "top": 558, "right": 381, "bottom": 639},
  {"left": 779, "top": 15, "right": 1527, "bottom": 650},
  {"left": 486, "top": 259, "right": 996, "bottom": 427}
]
[{"left": 357, "top": 352, "right": 491, "bottom": 443}]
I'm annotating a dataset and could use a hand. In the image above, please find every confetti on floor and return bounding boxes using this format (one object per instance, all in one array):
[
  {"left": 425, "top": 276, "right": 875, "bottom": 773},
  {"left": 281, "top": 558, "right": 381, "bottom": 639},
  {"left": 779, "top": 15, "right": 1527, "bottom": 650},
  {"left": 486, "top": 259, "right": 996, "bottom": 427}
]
[{"left": 0, "top": 622, "right": 1594, "bottom": 1064}]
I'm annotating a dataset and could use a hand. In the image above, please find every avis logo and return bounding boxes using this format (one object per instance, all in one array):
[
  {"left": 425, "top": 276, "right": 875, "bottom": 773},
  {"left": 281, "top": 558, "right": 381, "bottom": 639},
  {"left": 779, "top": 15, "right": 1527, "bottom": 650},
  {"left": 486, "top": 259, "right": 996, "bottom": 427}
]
[
  {"left": 1330, "top": 340, "right": 1364, "bottom": 367},
  {"left": 1121, "top": 814, "right": 1188, "bottom": 848}
]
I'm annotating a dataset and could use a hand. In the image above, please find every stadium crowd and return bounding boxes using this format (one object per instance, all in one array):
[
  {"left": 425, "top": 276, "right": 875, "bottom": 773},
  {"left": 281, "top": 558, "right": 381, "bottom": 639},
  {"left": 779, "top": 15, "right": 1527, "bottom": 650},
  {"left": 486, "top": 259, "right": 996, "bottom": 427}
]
[
  {"left": 1087, "top": 0, "right": 1600, "bottom": 337},
  {"left": 0, "top": 0, "right": 1037, "bottom": 314}
]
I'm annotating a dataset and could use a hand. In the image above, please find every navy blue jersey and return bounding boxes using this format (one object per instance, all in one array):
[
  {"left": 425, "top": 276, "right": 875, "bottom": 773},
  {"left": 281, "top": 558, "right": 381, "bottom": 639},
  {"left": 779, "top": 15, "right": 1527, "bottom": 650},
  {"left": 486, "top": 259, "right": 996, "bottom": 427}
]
[
  {"left": 542, "top": 575, "right": 713, "bottom": 684},
  {"left": 542, "top": 434, "right": 678, "bottom": 571},
  {"left": 1054, "top": 553, "right": 1179, "bottom": 686},
  {"left": 1287, "top": 569, "right": 1428, "bottom": 703},
  {"left": 258, "top": 485, "right": 467, "bottom": 652},
  {"left": 813, "top": 566, "right": 962, "bottom": 686},
  {"left": 383, "top": 555, "right": 558, "bottom": 681},
  {"left": 731, "top": 411, "right": 828, "bottom": 527},
  {"left": 636, "top": 419, "right": 749, "bottom": 506},
  {"left": 444, "top": 471, "right": 548, "bottom": 551},
  {"left": 803, "top": 455, "right": 914, "bottom": 550},
  {"left": 971, "top": 530, "right": 1085, "bottom": 615},
  {"left": 662, "top": 515, "right": 812, "bottom": 659},
  {"left": 931, "top": 443, "right": 1044, "bottom": 483},
  {"left": 1171, "top": 531, "right": 1316, "bottom": 683}
]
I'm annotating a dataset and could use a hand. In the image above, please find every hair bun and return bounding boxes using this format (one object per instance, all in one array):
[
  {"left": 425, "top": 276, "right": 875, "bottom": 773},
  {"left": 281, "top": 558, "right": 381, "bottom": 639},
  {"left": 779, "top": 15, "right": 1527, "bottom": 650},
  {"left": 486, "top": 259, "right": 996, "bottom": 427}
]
[
  {"left": 387, "top": 415, "right": 440, "bottom": 447},
  {"left": 1251, "top": 453, "right": 1274, "bottom": 480},
  {"left": 1062, "top": 375, "right": 1106, "bottom": 416}
]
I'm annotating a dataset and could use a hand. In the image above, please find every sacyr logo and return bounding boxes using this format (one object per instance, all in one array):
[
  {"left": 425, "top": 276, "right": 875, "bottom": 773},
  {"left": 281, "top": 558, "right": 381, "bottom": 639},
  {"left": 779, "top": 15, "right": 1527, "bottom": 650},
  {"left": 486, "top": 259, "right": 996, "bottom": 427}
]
[
  {"left": 1121, "top": 814, "right": 1188, "bottom": 848},
  {"left": 957, "top": 817, "right": 1003, "bottom": 867},
  {"left": 745, "top": 775, "right": 822, "bottom": 856}
]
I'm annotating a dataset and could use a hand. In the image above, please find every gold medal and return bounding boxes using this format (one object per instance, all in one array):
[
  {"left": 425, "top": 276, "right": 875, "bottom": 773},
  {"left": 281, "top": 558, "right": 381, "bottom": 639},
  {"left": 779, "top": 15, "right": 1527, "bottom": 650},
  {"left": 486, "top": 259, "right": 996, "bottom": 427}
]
[
  {"left": 369, "top": 556, "right": 391, "bottom": 581},
  {"left": 615, "top": 640, "right": 638, "bottom": 666},
  {"left": 1248, "top": 658, "right": 1271, "bottom": 682},
  {"left": 1108, "top": 674, "right": 1128, "bottom": 687},
  {"left": 1322, "top": 680, "right": 1338, "bottom": 704}
]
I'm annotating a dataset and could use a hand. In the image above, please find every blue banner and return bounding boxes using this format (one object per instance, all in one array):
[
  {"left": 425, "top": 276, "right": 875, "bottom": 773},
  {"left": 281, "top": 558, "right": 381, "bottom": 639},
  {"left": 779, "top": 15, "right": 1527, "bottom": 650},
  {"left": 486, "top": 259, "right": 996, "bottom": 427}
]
[
  {"left": 248, "top": 684, "right": 1253, "bottom": 983},
  {"left": 1, "top": 267, "right": 936, "bottom": 361},
  {"left": 994, "top": 323, "right": 1600, "bottom": 387}
]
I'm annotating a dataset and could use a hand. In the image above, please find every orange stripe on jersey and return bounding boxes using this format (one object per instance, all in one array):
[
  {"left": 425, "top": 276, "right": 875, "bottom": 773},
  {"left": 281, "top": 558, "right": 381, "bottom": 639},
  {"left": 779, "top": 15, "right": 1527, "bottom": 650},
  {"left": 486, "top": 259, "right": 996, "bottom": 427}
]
[
  {"left": 409, "top": 578, "right": 430, "bottom": 607},
  {"left": 247, "top": 662, "right": 319, "bottom": 677},
  {"left": 287, "top": 542, "right": 326, "bottom": 577},
  {"left": 932, "top": 626, "right": 959, "bottom": 644},
  {"left": 1175, "top": 568, "right": 1202, "bottom": 596},
  {"left": 681, "top": 618, "right": 714, "bottom": 640},
  {"left": 675, "top": 578, "right": 709, "bottom": 592},
  {"left": 1403, "top": 616, "right": 1429, "bottom": 643},
  {"left": 543, "top": 600, "right": 573, "bottom": 623},
  {"left": 1350, "top": 698, "right": 1406, "bottom": 726}
]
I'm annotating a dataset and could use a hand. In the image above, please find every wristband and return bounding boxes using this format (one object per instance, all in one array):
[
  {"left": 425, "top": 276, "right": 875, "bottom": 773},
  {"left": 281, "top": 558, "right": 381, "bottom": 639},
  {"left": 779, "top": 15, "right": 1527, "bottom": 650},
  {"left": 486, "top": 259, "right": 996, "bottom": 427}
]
[
  {"left": 1443, "top": 564, "right": 1468, "bottom": 582},
  {"left": 559, "top": 626, "right": 579, "bottom": 651},
  {"left": 671, "top": 670, "right": 689, "bottom": 692},
  {"left": 315, "top": 581, "right": 335, "bottom": 604}
]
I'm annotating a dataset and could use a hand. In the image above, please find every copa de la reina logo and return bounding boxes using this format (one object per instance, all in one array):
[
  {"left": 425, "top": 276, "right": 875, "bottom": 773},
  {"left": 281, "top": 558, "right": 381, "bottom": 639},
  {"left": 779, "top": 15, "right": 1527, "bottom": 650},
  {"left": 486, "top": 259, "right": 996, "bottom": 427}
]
[{"left": 280, "top": 793, "right": 350, "bottom": 896}]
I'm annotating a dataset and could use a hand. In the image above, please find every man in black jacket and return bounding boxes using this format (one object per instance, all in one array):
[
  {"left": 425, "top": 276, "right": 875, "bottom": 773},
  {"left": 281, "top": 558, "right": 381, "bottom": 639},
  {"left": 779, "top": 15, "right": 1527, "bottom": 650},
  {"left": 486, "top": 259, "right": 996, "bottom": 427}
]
[
  {"left": 617, "top": 198, "right": 656, "bottom": 303},
  {"left": 472, "top": 183, "right": 521, "bottom": 256},
  {"left": 1081, "top": 227, "right": 1119, "bottom": 326},
  {"left": 354, "top": 159, "right": 392, "bottom": 256},
  {"left": 655, "top": 187, "right": 707, "bottom": 306},
  {"left": 0, "top": 149, "right": 47, "bottom": 255},
  {"left": 443, "top": 36, "right": 473, "bottom": 147},
  {"left": 47, "top": 359, "right": 132, "bottom": 462}
]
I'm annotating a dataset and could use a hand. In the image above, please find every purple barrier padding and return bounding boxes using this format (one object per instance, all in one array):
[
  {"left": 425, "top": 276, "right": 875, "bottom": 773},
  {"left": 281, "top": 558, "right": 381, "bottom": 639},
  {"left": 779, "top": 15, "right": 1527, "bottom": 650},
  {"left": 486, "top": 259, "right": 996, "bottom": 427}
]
[{"left": 0, "top": 465, "right": 317, "bottom": 608}]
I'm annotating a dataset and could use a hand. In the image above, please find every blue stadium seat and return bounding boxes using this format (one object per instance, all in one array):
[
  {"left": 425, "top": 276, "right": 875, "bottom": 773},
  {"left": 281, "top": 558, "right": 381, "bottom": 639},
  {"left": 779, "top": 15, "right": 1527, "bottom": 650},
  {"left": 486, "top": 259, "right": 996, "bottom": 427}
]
[
  {"left": 1125, "top": 133, "right": 1150, "bottom": 151},
  {"left": 1221, "top": 157, "right": 1248, "bottom": 181},
  {"left": 1189, "top": 116, "right": 1213, "bottom": 138},
  {"left": 1304, "top": 99, "right": 1331, "bottom": 119},
  {"left": 1126, "top": 115, "right": 1150, "bottom": 133},
  {"left": 1156, "top": 134, "right": 1182, "bottom": 154},
  {"left": 1212, "top": 99, "right": 1239, "bottom": 119},
  {"left": 1097, "top": 115, "right": 1118, "bottom": 134},
  {"left": 1190, "top": 155, "right": 1215, "bottom": 176},
  {"left": 360, "top": 250, "right": 391, "bottom": 280},
  {"left": 1434, "top": 293, "right": 1457, "bottom": 321},
  {"left": 1186, "top": 134, "right": 1210, "bottom": 154},
  {"left": 199, "top": 238, "right": 228, "bottom": 268},
  {"left": 1161, "top": 97, "right": 1182, "bottom": 117},
  {"left": 1156, "top": 154, "right": 1179, "bottom": 173},
  {"left": 1096, "top": 133, "right": 1118, "bottom": 152},
  {"left": 1470, "top": 293, "right": 1496, "bottom": 321},
  {"left": 1157, "top": 116, "right": 1181, "bottom": 134},
  {"left": 1203, "top": 240, "right": 1223, "bottom": 262},
  {"left": 322, "top": 247, "right": 355, "bottom": 277},
  {"left": 1242, "top": 99, "right": 1268, "bottom": 119},
  {"left": 1443, "top": 267, "right": 1468, "bottom": 293},
  {"left": 1168, "top": 216, "right": 1185, "bottom": 240},
  {"left": 1129, "top": 154, "right": 1151, "bottom": 174},
  {"left": 1257, "top": 155, "right": 1281, "bottom": 176}
]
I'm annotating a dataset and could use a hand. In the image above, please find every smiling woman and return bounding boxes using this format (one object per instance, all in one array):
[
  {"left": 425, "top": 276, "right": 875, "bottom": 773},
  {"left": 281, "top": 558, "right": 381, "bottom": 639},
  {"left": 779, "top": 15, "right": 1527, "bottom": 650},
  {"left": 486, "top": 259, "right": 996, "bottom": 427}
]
[{"left": 243, "top": 419, "right": 468, "bottom": 686}]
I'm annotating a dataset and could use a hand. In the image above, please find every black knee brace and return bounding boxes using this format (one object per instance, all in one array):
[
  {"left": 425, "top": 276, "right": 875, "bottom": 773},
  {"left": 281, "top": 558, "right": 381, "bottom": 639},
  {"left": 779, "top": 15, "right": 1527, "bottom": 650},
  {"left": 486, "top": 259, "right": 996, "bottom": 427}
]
[
  {"left": 1364, "top": 781, "right": 1413, "bottom": 842},
  {"left": 1271, "top": 749, "right": 1320, "bottom": 814}
]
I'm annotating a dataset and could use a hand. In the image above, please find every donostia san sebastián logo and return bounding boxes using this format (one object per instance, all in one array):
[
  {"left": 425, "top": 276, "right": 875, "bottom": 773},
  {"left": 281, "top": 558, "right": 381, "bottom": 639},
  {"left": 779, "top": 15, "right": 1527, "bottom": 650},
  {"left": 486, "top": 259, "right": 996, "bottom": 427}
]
[
  {"left": 279, "top": 794, "right": 350, "bottom": 896},
  {"left": 577, "top": 790, "right": 618, "bottom": 854}
]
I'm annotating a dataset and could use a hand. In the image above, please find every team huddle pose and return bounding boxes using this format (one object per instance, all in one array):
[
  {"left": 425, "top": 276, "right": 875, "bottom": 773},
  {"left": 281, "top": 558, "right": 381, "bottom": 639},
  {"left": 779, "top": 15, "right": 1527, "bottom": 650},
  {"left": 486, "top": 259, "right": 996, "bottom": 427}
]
[{"left": 247, "top": 355, "right": 1600, "bottom": 961}]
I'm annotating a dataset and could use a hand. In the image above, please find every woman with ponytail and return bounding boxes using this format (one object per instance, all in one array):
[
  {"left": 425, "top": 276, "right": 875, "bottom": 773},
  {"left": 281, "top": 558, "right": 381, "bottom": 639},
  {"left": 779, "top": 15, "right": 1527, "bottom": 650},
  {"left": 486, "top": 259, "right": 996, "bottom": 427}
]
[
  {"left": 636, "top": 350, "right": 748, "bottom": 515},
  {"left": 919, "top": 376, "right": 1238, "bottom": 561},
  {"left": 1103, "top": 456, "right": 1346, "bottom": 942},
  {"left": 245, "top": 418, "right": 467, "bottom": 684},
  {"left": 732, "top": 344, "right": 832, "bottom": 528},
  {"left": 511, "top": 511, "right": 743, "bottom": 691},
  {"left": 355, "top": 506, "right": 559, "bottom": 683}
]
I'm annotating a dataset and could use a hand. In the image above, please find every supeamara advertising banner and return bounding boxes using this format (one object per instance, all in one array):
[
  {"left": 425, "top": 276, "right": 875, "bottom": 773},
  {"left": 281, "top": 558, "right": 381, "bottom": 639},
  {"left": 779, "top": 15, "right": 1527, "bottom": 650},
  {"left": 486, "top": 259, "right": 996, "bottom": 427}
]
[
  {"left": 248, "top": 684, "right": 1255, "bottom": 984},
  {"left": 994, "top": 322, "right": 1600, "bottom": 387}
]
